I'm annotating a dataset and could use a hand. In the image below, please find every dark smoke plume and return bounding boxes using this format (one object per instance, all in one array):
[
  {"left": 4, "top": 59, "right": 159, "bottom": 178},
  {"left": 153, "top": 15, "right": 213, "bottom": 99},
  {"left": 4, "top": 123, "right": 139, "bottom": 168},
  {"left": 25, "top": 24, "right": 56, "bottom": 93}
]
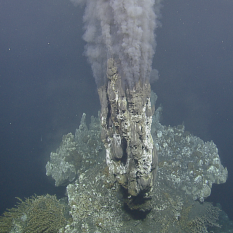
[{"left": 72, "top": 0, "right": 162, "bottom": 88}]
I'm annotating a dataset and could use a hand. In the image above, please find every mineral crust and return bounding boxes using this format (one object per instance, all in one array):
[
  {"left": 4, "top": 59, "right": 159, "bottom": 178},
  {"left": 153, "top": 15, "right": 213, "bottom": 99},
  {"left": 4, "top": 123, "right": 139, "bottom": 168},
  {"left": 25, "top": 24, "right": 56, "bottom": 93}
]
[{"left": 98, "top": 58, "right": 158, "bottom": 199}]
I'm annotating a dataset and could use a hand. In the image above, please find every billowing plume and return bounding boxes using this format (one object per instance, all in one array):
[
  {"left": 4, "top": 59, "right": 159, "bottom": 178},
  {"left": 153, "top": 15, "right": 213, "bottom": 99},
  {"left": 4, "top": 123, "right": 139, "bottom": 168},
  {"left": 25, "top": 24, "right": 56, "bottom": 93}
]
[{"left": 73, "top": 0, "right": 162, "bottom": 88}]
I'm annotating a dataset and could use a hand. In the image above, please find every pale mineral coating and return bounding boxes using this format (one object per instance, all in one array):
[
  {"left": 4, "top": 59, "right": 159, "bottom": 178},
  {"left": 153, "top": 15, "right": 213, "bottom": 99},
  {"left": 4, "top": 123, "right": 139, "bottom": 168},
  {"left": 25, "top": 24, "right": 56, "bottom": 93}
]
[
  {"left": 58, "top": 106, "right": 227, "bottom": 232},
  {"left": 98, "top": 58, "right": 157, "bottom": 197},
  {"left": 63, "top": 163, "right": 125, "bottom": 233},
  {"left": 46, "top": 133, "right": 77, "bottom": 186},
  {"left": 152, "top": 107, "right": 228, "bottom": 202},
  {"left": 74, "top": 113, "right": 104, "bottom": 160},
  {"left": 61, "top": 158, "right": 223, "bottom": 233},
  {"left": 46, "top": 113, "right": 104, "bottom": 187}
]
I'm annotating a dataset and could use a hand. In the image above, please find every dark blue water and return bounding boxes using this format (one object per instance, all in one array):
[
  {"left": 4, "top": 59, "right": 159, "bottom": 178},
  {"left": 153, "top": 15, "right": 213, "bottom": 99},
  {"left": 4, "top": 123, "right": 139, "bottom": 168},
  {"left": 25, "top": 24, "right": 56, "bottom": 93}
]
[{"left": 0, "top": 0, "right": 232, "bottom": 222}]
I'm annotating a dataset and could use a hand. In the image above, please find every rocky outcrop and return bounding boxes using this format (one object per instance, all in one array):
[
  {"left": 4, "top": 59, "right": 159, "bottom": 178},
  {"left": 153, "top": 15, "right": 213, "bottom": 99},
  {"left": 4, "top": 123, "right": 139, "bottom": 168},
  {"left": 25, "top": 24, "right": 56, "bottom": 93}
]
[
  {"left": 46, "top": 114, "right": 104, "bottom": 187},
  {"left": 98, "top": 58, "right": 157, "bottom": 202}
]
